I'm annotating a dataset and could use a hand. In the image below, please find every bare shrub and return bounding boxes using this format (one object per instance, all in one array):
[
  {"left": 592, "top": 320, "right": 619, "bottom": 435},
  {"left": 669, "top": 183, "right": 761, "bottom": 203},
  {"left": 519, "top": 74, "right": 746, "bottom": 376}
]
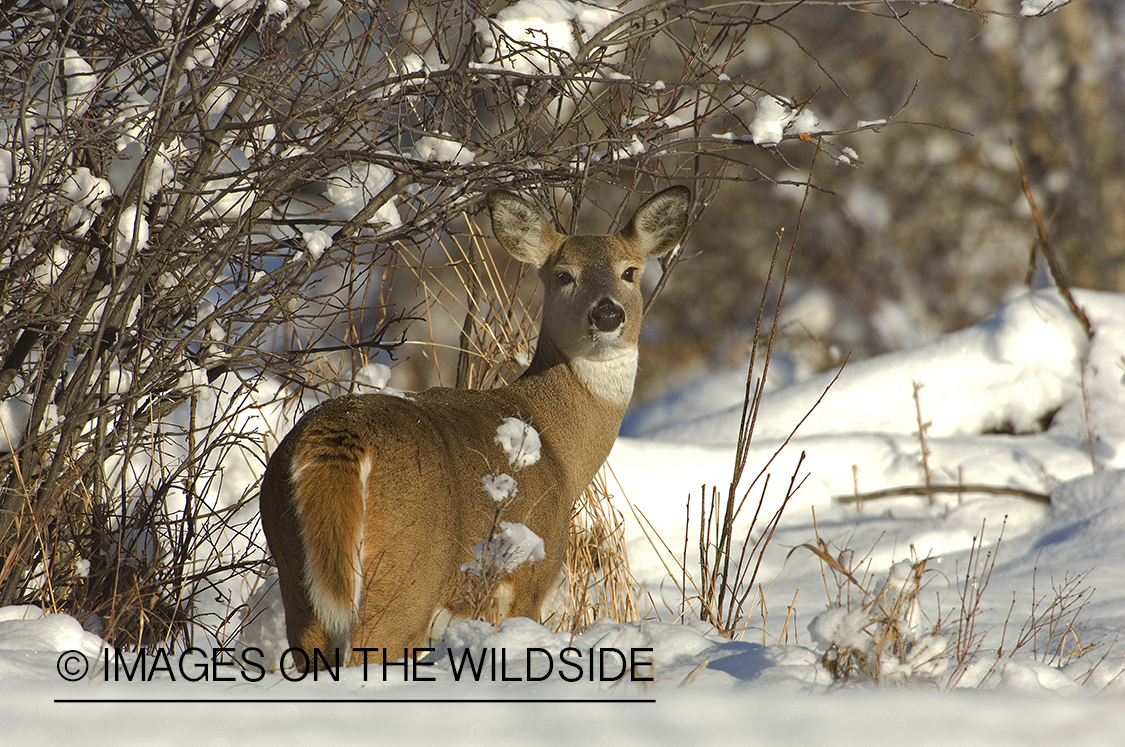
[{"left": 0, "top": 0, "right": 830, "bottom": 647}]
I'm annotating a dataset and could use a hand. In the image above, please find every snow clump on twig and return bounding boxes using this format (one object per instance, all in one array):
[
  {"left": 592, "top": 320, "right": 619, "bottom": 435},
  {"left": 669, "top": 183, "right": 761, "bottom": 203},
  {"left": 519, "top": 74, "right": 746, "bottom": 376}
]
[
  {"left": 494, "top": 418, "right": 541, "bottom": 469},
  {"left": 461, "top": 521, "right": 546, "bottom": 576}
]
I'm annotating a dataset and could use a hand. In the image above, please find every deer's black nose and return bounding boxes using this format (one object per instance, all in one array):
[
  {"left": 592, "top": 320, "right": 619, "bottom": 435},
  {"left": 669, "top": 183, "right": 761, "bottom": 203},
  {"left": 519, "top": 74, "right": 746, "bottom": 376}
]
[{"left": 590, "top": 298, "right": 625, "bottom": 332}]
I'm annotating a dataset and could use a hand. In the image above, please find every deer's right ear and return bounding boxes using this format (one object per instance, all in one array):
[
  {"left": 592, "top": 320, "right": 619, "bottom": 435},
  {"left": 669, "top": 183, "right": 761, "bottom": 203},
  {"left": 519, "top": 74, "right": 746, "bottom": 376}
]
[{"left": 487, "top": 191, "right": 562, "bottom": 267}]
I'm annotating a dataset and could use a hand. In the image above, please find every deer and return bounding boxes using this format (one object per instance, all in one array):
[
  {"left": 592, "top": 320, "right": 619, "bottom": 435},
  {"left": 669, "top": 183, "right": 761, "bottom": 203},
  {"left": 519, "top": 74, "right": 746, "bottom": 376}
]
[{"left": 258, "top": 186, "right": 690, "bottom": 668}]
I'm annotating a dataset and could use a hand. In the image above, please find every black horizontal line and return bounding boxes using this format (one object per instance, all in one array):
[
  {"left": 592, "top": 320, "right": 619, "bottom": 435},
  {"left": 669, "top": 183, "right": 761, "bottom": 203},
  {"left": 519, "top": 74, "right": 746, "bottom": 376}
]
[{"left": 54, "top": 698, "right": 656, "bottom": 705}]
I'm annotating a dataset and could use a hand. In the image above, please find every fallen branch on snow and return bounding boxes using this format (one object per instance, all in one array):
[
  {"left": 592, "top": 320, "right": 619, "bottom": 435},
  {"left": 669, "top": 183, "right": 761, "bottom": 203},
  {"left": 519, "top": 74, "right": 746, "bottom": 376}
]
[{"left": 836, "top": 484, "right": 1050, "bottom": 505}]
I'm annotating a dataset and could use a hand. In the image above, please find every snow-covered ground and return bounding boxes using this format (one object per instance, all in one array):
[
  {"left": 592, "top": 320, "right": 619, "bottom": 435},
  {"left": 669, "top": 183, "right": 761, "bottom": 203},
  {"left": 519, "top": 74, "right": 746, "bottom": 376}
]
[{"left": 4, "top": 288, "right": 1125, "bottom": 744}]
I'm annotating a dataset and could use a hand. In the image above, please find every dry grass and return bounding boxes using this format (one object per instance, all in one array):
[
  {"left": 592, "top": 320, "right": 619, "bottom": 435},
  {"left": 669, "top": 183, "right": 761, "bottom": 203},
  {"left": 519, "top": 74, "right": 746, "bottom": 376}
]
[
  {"left": 801, "top": 530, "right": 948, "bottom": 685},
  {"left": 800, "top": 516, "right": 1110, "bottom": 689},
  {"left": 554, "top": 468, "right": 642, "bottom": 634},
  {"left": 388, "top": 212, "right": 540, "bottom": 392}
]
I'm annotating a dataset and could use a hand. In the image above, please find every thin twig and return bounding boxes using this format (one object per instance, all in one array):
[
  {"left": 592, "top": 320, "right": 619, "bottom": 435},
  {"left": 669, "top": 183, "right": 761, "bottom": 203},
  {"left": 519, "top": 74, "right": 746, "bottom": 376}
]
[{"left": 1012, "top": 141, "right": 1093, "bottom": 340}]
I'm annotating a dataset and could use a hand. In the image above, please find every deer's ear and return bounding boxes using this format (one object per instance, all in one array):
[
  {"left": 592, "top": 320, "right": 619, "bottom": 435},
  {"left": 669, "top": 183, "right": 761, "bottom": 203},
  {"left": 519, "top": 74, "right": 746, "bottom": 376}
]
[
  {"left": 487, "top": 191, "right": 563, "bottom": 267},
  {"left": 620, "top": 186, "right": 691, "bottom": 259}
]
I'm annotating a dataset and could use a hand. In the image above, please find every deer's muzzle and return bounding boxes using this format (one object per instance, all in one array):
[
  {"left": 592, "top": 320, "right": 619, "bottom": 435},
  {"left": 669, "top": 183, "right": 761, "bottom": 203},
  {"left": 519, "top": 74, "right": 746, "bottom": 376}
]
[{"left": 590, "top": 298, "right": 625, "bottom": 332}]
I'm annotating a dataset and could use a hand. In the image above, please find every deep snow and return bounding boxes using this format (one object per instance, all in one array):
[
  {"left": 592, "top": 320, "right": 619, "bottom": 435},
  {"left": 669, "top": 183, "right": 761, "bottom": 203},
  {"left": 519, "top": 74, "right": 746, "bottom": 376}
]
[{"left": 4, "top": 289, "right": 1125, "bottom": 745}]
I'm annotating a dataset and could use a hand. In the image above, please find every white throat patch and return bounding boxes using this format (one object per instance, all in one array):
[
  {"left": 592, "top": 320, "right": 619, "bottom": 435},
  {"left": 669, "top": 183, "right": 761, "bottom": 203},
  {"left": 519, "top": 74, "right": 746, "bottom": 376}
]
[{"left": 572, "top": 347, "right": 639, "bottom": 405}]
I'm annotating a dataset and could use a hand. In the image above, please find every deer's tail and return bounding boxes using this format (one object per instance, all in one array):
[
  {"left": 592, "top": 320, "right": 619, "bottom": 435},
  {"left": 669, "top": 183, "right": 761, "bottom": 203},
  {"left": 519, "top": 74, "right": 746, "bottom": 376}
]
[{"left": 290, "top": 431, "right": 371, "bottom": 655}]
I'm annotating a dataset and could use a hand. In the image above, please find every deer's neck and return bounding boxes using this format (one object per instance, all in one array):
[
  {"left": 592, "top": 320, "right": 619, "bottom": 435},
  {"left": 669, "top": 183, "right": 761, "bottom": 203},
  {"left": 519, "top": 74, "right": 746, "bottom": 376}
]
[
  {"left": 519, "top": 335, "right": 638, "bottom": 410},
  {"left": 507, "top": 338, "right": 636, "bottom": 477}
]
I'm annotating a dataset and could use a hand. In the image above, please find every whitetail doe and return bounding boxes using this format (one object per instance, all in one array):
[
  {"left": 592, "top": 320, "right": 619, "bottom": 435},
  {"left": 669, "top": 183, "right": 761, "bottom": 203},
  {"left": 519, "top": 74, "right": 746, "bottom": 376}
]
[{"left": 259, "top": 186, "right": 690, "bottom": 667}]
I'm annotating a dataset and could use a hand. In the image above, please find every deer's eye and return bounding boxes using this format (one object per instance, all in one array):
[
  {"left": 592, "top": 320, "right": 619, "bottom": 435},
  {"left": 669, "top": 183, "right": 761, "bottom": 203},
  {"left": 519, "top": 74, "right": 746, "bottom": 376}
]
[
  {"left": 556, "top": 270, "right": 575, "bottom": 285},
  {"left": 622, "top": 267, "right": 638, "bottom": 283}
]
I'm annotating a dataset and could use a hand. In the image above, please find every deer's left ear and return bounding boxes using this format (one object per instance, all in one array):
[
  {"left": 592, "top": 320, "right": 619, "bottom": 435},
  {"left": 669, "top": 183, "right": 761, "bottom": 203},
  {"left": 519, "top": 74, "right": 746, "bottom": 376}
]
[
  {"left": 487, "top": 191, "right": 564, "bottom": 267},
  {"left": 620, "top": 186, "right": 691, "bottom": 259}
]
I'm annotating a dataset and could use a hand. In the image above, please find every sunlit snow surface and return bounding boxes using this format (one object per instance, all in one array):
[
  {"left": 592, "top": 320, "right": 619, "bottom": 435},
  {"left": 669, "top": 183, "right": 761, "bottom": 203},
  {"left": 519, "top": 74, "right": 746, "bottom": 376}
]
[{"left": 5, "top": 290, "right": 1125, "bottom": 744}]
